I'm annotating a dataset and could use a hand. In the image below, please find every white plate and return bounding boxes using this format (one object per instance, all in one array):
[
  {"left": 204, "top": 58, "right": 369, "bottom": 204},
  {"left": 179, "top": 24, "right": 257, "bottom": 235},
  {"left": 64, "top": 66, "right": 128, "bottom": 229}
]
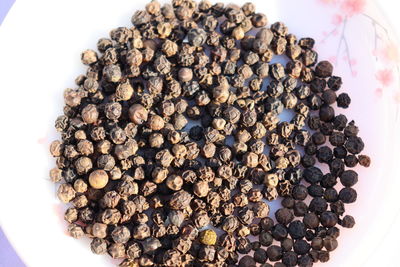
[{"left": 0, "top": 0, "right": 399, "bottom": 266}]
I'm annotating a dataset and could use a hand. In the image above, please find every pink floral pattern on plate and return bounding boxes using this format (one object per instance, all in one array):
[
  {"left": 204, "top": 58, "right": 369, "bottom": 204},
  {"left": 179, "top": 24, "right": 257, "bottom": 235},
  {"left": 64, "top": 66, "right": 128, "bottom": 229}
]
[{"left": 317, "top": 0, "right": 400, "bottom": 104}]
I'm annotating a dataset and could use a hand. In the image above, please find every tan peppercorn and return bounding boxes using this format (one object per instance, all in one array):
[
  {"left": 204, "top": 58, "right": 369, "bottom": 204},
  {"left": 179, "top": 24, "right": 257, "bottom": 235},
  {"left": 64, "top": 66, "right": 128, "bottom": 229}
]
[
  {"left": 129, "top": 104, "right": 148, "bottom": 125},
  {"left": 201, "top": 143, "right": 216, "bottom": 158},
  {"left": 148, "top": 115, "right": 165, "bottom": 131},
  {"left": 74, "top": 130, "right": 86, "bottom": 140},
  {"left": 193, "top": 181, "right": 210, "bottom": 198},
  {"left": 155, "top": 149, "right": 174, "bottom": 167},
  {"left": 233, "top": 193, "right": 249, "bottom": 207},
  {"left": 237, "top": 225, "right": 251, "bottom": 237},
  {"left": 63, "top": 145, "right": 79, "bottom": 159},
  {"left": 50, "top": 140, "right": 63, "bottom": 157},
  {"left": 251, "top": 13, "right": 268, "bottom": 28},
  {"left": 81, "top": 49, "right": 98, "bottom": 65},
  {"left": 96, "top": 140, "right": 111, "bottom": 154},
  {"left": 232, "top": 26, "right": 245, "bottom": 40},
  {"left": 162, "top": 40, "right": 178, "bottom": 57},
  {"left": 110, "top": 166, "right": 122, "bottom": 180},
  {"left": 115, "top": 81, "right": 134, "bottom": 101},
  {"left": 199, "top": 230, "right": 217, "bottom": 246},
  {"left": 146, "top": 0, "right": 160, "bottom": 14},
  {"left": 252, "top": 122, "right": 267, "bottom": 139},
  {"left": 72, "top": 195, "right": 88, "bottom": 209},
  {"left": 149, "top": 133, "right": 164, "bottom": 148},
  {"left": 89, "top": 170, "right": 109, "bottom": 189},
  {"left": 64, "top": 89, "right": 82, "bottom": 107},
  {"left": 57, "top": 184, "right": 76, "bottom": 203},
  {"left": 157, "top": 22, "right": 172, "bottom": 38},
  {"left": 233, "top": 142, "right": 248, "bottom": 155},
  {"left": 235, "top": 129, "right": 252, "bottom": 143},
  {"left": 114, "top": 139, "right": 138, "bottom": 160},
  {"left": 243, "top": 152, "right": 259, "bottom": 168},
  {"left": 265, "top": 187, "right": 279, "bottom": 201},
  {"left": 76, "top": 139, "right": 93, "bottom": 156},
  {"left": 75, "top": 156, "right": 93, "bottom": 174},
  {"left": 152, "top": 167, "right": 169, "bottom": 184},
  {"left": 171, "top": 144, "right": 188, "bottom": 159},
  {"left": 166, "top": 175, "right": 183, "bottom": 191},
  {"left": 264, "top": 173, "right": 279, "bottom": 188},
  {"left": 81, "top": 104, "right": 99, "bottom": 124},
  {"left": 92, "top": 223, "right": 108, "bottom": 239},
  {"left": 167, "top": 130, "right": 181, "bottom": 144},
  {"left": 49, "top": 167, "right": 62, "bottom": 183},
  {"left": 68, "top": 224, "right": 85, "bottom": 239},
  {"left": 275, "top": 156, "right": 289, "bottom": 169},
  {"left": 178, "top": 68, "right": 193, "bottom": 82},
  {"left": 212, "top": 85, "right": 229, "bottom": 103},
  {"left": 212, "top": 118, "right": 226, "bottom": 130},
  {"left": 73, "top": 178, "right": 88, "bottom": 193}
]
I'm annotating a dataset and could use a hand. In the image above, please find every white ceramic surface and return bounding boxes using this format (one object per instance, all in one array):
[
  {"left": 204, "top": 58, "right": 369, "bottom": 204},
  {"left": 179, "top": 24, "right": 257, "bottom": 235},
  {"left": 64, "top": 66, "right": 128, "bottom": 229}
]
[{"left": 0, "top": 0, "right": 399, "bottom": 266}]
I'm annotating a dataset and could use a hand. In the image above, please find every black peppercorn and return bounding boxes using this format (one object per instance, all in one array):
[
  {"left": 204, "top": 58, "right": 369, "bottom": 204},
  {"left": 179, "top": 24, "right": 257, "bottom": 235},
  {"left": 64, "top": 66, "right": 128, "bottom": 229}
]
[{"left": 337, "top": 92, "right": 351, "bottom": 108}]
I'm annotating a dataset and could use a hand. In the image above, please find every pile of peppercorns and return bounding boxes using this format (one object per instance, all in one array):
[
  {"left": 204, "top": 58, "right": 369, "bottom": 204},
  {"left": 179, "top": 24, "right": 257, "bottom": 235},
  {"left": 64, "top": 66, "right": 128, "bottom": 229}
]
[{"left": 49, "top": 0, "right": 371, "bottom": 266}]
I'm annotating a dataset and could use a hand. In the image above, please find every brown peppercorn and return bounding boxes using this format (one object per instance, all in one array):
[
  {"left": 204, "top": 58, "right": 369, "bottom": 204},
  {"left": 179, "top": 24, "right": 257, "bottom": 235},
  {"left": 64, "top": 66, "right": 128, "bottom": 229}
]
[
  {"left": 148, "top": 133, "right": 164, "bottom": 148},
  {"left": 213, "top": 85, "right": 230, "bottom": 103},
  {"left": 243, "top": 152, "right": 259, "bottom": 168},
  {"left": 147, "top": 115, "right": 165, "bottom": 131},
  {"left": 152, "top": 167, "right": 169, "bottom": 184},
  {"left": 155, "top": 149, "right": 174, "bottom": 167},
  {"left": 129, "top": 104, "right": 148, "bottom": 125},
  {"left": 81, "top": 49, "right": 98, "bottom": 65},
  {"left": 115, "top": 81, "right": 134, "bottom": 101},
  {"left": 178, "top": 68, "right": 193, "bottom": 82},
  {"left": 92, "top": 223, "right": 108, "bottom": 239},
  {"left": 358, "top": 155, "right": 371, "bottom": 167},
  {"left": 169, "top": 190, "right": 193, "bottom": 210},
  {"left": 72, "top": 179, "right": 87, "bottom": 193},
  {"left": 50, "top": 140, "right": 63, "bottom": 157},
  {"left": 49, "top": 167, "right": 63, "bottom": 183},
  {"left": 253, "top": 201, "right": 270, "bottom": 218},
  {"left": 68, "top": 224, "right": 85, "bottom": 239},
  {"left": 264, "top": 173, "right": 279, "bottom": 188},
  {"left": 166, "top": 175, "right": 184, "bottom": 191},
  {"left": 57, "top": 184, "right": 76, "bottom": 203},
  {"left": 96, "top": 140, "right": 111, "bottom": 155},
  {"left": 64, "top": 208, "right": 78, "bottom": 223},
  {"left": 81, "top": 104, "right": 99, "bottom": 124},
  {"left": 172, "top": 144, "right": 188, "bottom": 159},
  {"left": 75, "top": 156, "right": 93, "bottom": 174},
  {"left": 193, "top": 181, "right": 210, "bottom": 198},
  {"left": 251, "top": 13, "right": 268, "bottom": 27}
]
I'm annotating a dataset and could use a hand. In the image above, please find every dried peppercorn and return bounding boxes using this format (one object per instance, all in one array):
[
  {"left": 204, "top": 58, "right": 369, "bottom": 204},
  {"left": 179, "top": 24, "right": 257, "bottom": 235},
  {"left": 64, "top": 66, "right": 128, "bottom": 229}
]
[
  {"left": 358, "top": 155, "right": 371, "bottom": 167},
  {"left": 267, "top": 245, "right": 283, "bottom": 261},
  {"left": 341, "top": 215, "right": 356, "bottom": 228},
  {"left": 337, "top": 92, "right": 351, "bottom": 108},
  {"left": 276, "top": 208, "right": 294, "bottom": 225},
  {"left": 339, "top": 187, "right": 357, "bottom": 203}
]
